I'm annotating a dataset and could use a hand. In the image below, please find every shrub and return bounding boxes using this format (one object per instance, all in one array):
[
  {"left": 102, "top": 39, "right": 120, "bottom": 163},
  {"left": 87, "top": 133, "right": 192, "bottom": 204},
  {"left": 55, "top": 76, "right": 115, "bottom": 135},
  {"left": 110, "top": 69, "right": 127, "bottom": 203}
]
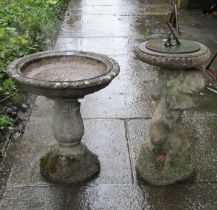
[{"left": 0, "top": 0, "right": 69, "bottom": 142}]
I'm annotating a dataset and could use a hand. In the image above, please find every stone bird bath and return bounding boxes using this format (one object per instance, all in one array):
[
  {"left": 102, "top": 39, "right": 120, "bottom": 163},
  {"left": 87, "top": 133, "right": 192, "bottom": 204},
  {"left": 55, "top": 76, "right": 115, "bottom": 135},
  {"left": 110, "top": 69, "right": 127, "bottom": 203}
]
[{"left": 7, "top": 51, "right": 120, "bottom": 184}]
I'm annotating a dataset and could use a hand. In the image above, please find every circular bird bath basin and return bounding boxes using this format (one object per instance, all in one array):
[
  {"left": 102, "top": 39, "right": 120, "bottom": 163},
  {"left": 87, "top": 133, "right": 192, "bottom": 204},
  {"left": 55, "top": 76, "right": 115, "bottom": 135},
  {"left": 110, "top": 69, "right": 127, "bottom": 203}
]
[
  {"left": 8, "top": 51, "right": 120, "bottom": 184},
  {"left": 135, "top": 39, "right": 210, "bottom": 185}
]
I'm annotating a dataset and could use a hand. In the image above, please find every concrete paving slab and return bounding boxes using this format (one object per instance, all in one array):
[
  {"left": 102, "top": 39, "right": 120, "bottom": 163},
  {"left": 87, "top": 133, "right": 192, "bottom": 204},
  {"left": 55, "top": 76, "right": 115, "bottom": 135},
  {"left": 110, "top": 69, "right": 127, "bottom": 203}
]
[
  {"left": 67, "top": 4, "right": 169, "bottom": 16},
  {"left": 82, "top": 119, "right": 132, "bottom": 185},
  {"left": 81, "top": 82, "right": 155, "bottom": 119},
  {"left": 126, "top": 117, "right": 217, "bottom": 183},
  {"left": 59, "top": 14, "right": 168, "bottom": 38},
  {"left": 125, "top": 119, "right": 149, "bottom": 180},
  {"left": 6, "top": 118, "right": 132, "bottom": 187},
  {"left": 6, "top": 118, "right": 53, "bottom": 187},
  {"left": 59, "top": 16, "right": 143, "bottom": 38},
  {"left": 140, "top": 182, "right": 217, "bottom": 210},
  {"left": 184, "top": 117, "right": 217, "bottom": 182},
  {"left": 54, "top": 37, "right": 142, "bottom": 55},
  {"left": 186, "top": 88, "right": 217, "bottom": 118},
  {"left": 110, "top": 55, "right": 158, "bottom": 83},
  {"left": 31, "top": 85, "right": 155, "bottom": 120},
  {"left": 0, "top": 186, "right": 65, "bottom": 210},
  {"left": 1, "top": 183, "right": 217, "bottom": 210},
  {"left": 64, "top": 184, "right": 146, "bottom": 210},
  {"left": 54, "top": 38, "right": 81, "bottom": 51},
  {"left": 31, "top": 54, "right": 157, "bottom": 119}
]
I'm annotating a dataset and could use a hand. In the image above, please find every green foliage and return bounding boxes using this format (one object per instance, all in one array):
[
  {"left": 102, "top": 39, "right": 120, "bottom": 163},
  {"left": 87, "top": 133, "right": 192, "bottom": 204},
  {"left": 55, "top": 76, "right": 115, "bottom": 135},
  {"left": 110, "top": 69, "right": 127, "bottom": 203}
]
[
  {"left": 0, "top": 115, "right": 14, "bottom": 141},
  {"left": 0, "top": 0, "right": 69, "bottom": 140}
]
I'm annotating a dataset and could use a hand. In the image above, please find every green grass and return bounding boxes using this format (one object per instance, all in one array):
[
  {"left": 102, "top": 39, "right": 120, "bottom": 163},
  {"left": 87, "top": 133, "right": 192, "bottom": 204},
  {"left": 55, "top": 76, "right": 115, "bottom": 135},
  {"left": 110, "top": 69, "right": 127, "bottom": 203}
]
[{"left": 0, "top": 0, "right": 70, "bottom": 142}]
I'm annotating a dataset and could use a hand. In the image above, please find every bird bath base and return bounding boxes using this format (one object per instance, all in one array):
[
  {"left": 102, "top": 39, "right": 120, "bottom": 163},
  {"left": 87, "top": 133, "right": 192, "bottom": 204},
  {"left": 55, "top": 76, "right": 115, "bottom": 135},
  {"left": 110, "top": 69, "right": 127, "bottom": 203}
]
[
  {"left": 136, "top": 138, "right": 194, "bottom": 185},
  {"left": 40, "top": 143, "right": 100, "bottom": 184},
  {"left": 40, "top": 99, "right": 100, "bottom": 184}
]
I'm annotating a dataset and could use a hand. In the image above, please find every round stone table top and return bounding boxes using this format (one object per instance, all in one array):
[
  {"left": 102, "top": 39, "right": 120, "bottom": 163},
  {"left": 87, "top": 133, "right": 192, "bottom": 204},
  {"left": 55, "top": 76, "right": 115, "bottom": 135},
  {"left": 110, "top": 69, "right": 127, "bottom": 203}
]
[{"left": 135, "top": 40, "right": 210, "bottom": 70}]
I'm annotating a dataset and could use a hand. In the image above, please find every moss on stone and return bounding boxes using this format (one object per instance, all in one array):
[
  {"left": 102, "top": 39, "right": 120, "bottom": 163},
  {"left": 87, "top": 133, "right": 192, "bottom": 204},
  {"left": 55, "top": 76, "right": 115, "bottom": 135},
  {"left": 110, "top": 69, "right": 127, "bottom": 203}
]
[
  {"left": 66, "top": 156, "right": 80, "bottom": 164},
  {"left": 40, "top": 152, "right": 60, "bottom": 173}
]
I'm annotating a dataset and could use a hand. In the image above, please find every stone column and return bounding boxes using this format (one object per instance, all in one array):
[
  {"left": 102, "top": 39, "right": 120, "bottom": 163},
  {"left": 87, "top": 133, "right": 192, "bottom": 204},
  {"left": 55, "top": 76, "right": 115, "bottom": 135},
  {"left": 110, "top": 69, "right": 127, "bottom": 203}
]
[{"left": 40, "top": 99, "right": 100, "bottom": 184}]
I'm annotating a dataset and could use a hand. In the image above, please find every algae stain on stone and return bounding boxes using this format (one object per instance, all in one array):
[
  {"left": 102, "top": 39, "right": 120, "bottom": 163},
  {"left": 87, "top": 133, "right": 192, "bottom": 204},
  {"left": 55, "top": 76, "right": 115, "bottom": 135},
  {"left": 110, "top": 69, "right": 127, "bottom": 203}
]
[
  {"left": 66, "top": 156, "right": 80, "bottom": 164},
  {"left": 40, "top": 152, "right": 60, "bottom": 173}
]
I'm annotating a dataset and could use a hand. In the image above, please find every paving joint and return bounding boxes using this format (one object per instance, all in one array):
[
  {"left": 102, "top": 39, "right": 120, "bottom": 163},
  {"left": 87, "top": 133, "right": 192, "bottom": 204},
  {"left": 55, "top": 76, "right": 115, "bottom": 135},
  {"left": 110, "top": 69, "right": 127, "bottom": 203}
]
[{"left": 124, "top": 120, "right": 134, "bottom": 184}]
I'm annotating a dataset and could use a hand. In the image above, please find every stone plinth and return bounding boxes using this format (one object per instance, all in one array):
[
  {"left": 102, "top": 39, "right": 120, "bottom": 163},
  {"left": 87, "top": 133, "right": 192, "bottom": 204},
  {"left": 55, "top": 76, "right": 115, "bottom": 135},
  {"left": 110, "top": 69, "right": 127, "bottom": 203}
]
[{"left": 135, "top": 40, "right": 210, "bottom": 185}]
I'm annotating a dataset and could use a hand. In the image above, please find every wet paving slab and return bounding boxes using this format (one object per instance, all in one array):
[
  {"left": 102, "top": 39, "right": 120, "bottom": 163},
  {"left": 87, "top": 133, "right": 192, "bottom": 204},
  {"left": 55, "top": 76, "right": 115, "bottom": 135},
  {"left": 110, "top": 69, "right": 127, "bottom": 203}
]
[
  {"left": 66, "top": 0, "right": 170, "bottom": 16},
  {"left": 187, "top": 87, "right": 217, "bottom": 118},
  {"left": 59, "top": 14, "right": 167, "bottom": 38},
  {"left": 1, "top": 183, "right": 217, "bottom": 209},
  {"left": 1, "top": 0, "right": 217, "bottom": 209},
  {"left": 6, "top": 117, "right": 132, "bottom": 187},
  {"left": 55, "top": 37, "right": 143, "bottom": 55},
  {"left": 0, "top": 186, "right": 66, "bottom": 210},
  {"left": 81, "top": 81, "right": 155, "bottom": 119},
  {"left": 126, "top": 117, "right": 217, "bottom": 183}
]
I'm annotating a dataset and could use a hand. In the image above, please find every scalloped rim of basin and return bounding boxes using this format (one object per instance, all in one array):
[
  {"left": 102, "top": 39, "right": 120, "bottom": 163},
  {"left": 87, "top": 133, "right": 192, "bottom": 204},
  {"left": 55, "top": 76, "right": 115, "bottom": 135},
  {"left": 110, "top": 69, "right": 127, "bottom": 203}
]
[
  {"left": 7, "top": 51, "right": 120, "bottom": 90},
  {"left": 135, "top": 40, "right": 210, "bottom": 70}
]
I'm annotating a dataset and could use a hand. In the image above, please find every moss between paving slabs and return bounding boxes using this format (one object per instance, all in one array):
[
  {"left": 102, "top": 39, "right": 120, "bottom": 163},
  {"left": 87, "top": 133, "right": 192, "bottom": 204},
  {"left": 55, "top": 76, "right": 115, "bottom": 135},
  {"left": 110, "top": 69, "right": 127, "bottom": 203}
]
[{"left": 0, "top": 0, "right": 70, "bottom": 146}]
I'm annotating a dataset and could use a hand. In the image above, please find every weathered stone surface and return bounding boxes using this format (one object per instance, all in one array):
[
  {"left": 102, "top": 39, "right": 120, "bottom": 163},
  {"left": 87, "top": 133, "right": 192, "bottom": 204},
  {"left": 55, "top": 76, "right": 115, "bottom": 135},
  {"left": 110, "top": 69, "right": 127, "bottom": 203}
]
[{"left": 135, "top": 41, "right": 210, "bottom": 70}]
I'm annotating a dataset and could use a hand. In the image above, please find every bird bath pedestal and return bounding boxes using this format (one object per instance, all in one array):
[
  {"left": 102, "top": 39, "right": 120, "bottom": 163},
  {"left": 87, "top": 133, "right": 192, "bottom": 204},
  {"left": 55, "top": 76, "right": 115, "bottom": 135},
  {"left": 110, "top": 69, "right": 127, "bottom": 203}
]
[
  {"left": 8, "top": 51, "right": 120, "bottom": 184},
  {"left": 135, "top": 39, "right": 210, "bottom": 185}
]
